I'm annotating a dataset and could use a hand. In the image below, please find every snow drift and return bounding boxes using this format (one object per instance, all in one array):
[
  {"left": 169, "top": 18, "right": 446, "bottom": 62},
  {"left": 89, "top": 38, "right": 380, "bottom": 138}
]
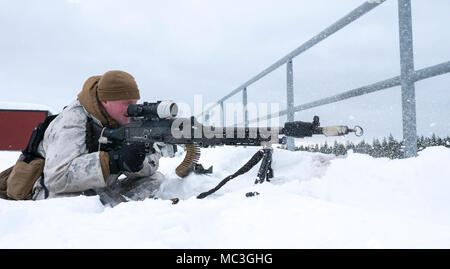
[{"left": 1, "top": 146, "right": 450, "bottom": 248}]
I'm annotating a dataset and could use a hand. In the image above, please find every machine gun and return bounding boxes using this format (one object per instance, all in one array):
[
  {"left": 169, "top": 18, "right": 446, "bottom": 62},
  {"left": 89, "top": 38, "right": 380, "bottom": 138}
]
[{"left": 93, "top": 101, "right": 363, "bottom": 198}]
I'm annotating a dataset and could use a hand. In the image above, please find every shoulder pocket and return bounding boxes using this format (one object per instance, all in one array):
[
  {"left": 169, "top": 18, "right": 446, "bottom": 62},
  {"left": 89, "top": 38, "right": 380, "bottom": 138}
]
[
  {"left": 0, "top": 165, "right": 14, "bottom": 199},
  {"left": 6, "top": 158, "right": 45, "bottom": 200}
]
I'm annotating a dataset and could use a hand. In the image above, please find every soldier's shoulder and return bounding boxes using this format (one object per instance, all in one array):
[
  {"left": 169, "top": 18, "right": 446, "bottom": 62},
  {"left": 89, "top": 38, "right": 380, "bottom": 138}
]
[
  {"left": 42, "top": 100, "right": 90, "bottom": 146},
  {"left": 51, "top": 100, "right": 89, "bottom": 128},
  {"left": 63, "top": 99, "right": 87, "bottom": 115}
]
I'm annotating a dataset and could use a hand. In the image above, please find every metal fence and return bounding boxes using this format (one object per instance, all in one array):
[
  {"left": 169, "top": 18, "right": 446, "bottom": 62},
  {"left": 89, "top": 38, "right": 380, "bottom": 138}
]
[{"left": 197, "top": 0, "right": 450, "bottom": 158}]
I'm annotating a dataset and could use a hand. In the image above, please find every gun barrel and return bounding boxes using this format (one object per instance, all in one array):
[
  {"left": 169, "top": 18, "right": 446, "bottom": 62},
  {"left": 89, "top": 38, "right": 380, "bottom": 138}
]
[
  {"left": 167, "top": 126, "right": 282, "bottom": 147},
  {"left": 281, "top": 121, "right": 317, "bottom": 138}
]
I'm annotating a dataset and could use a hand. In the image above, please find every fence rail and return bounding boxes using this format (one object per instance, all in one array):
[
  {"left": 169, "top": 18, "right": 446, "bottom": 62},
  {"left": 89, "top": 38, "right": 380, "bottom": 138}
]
[
  {"left": 248, "top": 61, "right": 450, "bottom": 124},
  {"left": 198, "top": 0, "right": 450, "bottom": 158}
]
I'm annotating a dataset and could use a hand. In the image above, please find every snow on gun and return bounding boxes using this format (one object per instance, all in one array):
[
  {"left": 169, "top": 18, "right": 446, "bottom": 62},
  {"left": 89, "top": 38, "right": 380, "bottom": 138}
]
[{"left": 92, "top": 101, "right": 363, "bottom": 180}]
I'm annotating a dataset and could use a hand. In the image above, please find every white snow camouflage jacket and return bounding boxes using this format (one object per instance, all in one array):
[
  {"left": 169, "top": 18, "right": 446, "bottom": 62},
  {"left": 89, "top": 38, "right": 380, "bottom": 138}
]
[{"left": 31, "top": 99, "right": 171, "bottom": 200}]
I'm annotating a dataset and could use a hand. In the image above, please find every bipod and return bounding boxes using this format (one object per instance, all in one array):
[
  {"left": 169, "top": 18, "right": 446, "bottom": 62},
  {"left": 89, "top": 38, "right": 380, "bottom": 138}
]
[
  {"left": 197, "top": 146, "right": 275, "bottom": 199},
  {"left": 255, "top": 147, "right": 274, "bottom": 184}
]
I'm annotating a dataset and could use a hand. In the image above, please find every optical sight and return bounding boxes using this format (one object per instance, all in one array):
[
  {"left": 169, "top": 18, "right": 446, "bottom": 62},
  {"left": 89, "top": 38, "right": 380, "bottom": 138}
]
[{"left": 127, "top": 101, "right": 178, "bottom": 119}]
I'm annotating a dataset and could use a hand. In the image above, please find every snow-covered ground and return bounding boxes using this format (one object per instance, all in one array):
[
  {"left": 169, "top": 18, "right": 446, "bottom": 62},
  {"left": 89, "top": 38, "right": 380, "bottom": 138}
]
[{"left": 1, "top": 146, "right": 450, "bottom": 248}]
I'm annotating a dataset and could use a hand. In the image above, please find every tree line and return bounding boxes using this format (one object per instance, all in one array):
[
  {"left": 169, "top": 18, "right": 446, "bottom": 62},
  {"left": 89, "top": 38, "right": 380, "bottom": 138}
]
[{"left": 284, "top": 134, "right": 450, "bottom": 159}]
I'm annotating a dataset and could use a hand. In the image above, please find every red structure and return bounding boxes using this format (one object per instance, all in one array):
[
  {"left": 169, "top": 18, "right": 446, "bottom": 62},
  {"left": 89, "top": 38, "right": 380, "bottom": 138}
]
[{"left": 0, "top": 110, "right": 51, "bottom": 151}]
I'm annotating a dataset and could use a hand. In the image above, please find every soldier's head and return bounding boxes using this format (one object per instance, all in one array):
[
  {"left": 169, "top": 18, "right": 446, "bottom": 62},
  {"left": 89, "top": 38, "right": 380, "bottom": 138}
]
[{"left": 97, "top": 70, "right": 140, "bottom": 125}]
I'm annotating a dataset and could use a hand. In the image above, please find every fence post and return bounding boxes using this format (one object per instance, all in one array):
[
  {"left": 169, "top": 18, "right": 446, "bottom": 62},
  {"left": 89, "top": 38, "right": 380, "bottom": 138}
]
[
  {"left": 398, "top": 0, "right": 418, "bottom": 158},
  {"left": 219, "top": 101, "right": 224, "bottom": 127},
  {"left": 286, "top": 60, "right": 295, "bottom": 151},
  {"left": 243, "top": 87, "right": 248, "bottom": 128}
]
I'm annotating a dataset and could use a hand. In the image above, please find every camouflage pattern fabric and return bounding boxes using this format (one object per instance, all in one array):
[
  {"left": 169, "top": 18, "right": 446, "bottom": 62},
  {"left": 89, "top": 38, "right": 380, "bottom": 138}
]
[{"left": 31, "top": 100, "right": 168, "bottom": 202}]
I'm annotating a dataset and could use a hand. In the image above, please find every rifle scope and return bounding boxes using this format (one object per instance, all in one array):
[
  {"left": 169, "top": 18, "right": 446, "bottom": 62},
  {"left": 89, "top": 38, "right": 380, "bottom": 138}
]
[{"left": 127, "top": 101, "right": 178, "bottom": 119}]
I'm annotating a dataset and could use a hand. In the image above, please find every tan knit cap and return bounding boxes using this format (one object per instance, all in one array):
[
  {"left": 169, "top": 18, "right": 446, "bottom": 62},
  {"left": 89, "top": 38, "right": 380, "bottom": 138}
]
[{"left": 97, "top": 70, "right": 140, "bottom": 101}]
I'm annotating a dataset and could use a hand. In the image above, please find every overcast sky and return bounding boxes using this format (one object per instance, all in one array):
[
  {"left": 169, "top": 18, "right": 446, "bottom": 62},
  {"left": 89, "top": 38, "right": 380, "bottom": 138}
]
[{"left": 1, "top": 0, "right": 449, "bottom": 141}]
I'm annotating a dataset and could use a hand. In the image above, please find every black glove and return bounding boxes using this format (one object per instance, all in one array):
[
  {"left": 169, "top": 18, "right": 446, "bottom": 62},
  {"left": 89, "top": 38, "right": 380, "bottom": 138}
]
[{"left": 108, "top": 143, "right": 146, "bottom": 174}]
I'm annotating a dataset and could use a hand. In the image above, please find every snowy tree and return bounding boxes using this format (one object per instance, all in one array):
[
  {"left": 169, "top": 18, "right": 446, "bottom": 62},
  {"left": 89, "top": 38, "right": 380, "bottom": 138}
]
[
  {"left": 292, "top": 134, "right": 448, "bottom": 159},
  {"left": 372, "top": 138, "right": 382, "bottom": 158},
  {"left": 387, "top": 134, "right": 402, "bottom": 159}
]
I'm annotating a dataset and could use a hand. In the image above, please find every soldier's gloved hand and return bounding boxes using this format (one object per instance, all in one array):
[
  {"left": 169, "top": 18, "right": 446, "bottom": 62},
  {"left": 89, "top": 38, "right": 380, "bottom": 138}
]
[
  {"left": 153, "top": 142, "right": 177, "bottom": 158},
  {"left": 108, "top": 143, "right": 146, "bottom": 174}
]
